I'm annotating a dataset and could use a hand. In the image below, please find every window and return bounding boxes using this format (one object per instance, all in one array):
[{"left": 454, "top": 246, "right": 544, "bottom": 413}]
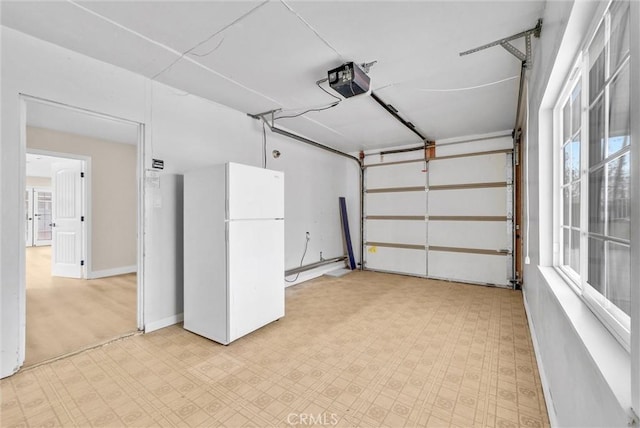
[{"left": 556, "top": 0, "right": 631, "bottom": 348}]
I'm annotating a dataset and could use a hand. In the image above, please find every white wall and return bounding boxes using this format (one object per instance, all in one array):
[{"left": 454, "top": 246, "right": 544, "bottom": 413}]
[
  {"left": 523, "top": 1, "right": 634, "bottom": 425},
  {"left": 1, "top": 27, "right": 359, "bottom": 378},
  {"left": 25, "top": 176, "right": 51, "bottom": 188},
  {"left": 144, "top": 82, "right": 361, "bottom": 329}
]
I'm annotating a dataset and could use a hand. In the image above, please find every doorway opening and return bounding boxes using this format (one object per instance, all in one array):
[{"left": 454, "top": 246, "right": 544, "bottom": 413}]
[
  {"left": 25, "top": 175, "right": 53, "bottom": 248},
  {"left": 21, "top": 95, "right": 144, "bottom": 368}
]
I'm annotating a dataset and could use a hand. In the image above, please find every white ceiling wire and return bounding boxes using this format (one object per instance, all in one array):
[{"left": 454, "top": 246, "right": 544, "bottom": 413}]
[
  {"left": 376, "top": 75, "right": 519, "bottom": 93},
  {"left": 413, "top": 75, "right": 519, "bottom": 92},
  {"left": 66, "top": 0, "right": 283, "bottom": 107},
  {"left": 151, "top": 0, "right": 270, "bottom": 79},
  {"left": 279, "top": 0, "right": 347, "bottom": 64}
]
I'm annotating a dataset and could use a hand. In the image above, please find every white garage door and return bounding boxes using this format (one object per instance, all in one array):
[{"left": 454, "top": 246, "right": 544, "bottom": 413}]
[{"left": 364, "top": 136, "right": 514, "bottom": 288}]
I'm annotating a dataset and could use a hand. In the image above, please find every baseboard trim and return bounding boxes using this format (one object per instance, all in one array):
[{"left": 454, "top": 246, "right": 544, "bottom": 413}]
[
  {"left": 88, "top": 265, "right": 137, "bottom": 279},
  {"left": 523, "top": 293, "right": 559, "bottom": 428},
  {"left": 284, "top": 260, "right": 349, "bottom": 287},
  {"left": 145, "top": 313, "right": 184, "bottom": 333}
]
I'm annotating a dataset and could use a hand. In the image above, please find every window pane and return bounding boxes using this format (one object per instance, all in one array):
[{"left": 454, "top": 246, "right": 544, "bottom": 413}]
[
  {"left": 589, "top": 167, "right": 605, "bottom": 234},
  {"left": 563, "top": 186, "right": 570, "bottom": 226},
  {"left": 563, "top": 228, "right": 571, "bottom": 267},
  {"left": 570, "top": 229, "right": 580, "bottom": 273},
  {"left": 610, "top": 0, "right": 630, "bottom": 70},
  {"left": 589, "top": 99, "right": 605, "bottom": 166},
  {"left": 607, "top": 154, "right": 630, "bottom": 240},
  {"left": 563, "top": 101, "right": 571, "bottom": 143},
  {"left": 606, "top": 241, "right": 630, "bottom": 316},
  {"left": 571, "top": 83, "right": 582, "bottom": 135},
  {"left": 571, "top": 182, "right": 581, "bottom": 227},
  {"left": 588, "top": 237, "right": 605, "bottom": 293},
  {"left": 589, "top": 24, "right": 606, "bottom": 102},
  {"left": 563, "top": 144, "right": 571, "bottom": 184},
  {"left": 608, "top": 64, "right": 630, "bottom": 156},
  {"left": 570, "top": 136, "right": 581, "bottom": 181}
]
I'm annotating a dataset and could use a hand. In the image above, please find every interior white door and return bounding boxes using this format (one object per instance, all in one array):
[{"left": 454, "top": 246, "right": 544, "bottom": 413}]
[
  {"left": 51, "top": 161, "right": 84, "bottom": 278},
  {"left": 33, "top": 189, "right": 53, "bottom": 246}
]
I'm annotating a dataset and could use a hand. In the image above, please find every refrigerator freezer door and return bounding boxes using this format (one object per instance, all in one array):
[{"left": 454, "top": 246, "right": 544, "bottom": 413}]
[
  {"left": 227, "top": 219, "right": 285, "bottom": 342},
  {"left": 227, "top": 163, "right": 284, "bottom": 220}
]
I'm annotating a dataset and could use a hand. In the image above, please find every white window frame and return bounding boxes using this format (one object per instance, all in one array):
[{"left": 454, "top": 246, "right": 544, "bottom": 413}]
[{"left": 553, "top": 0, "right": 632, "bottom": 352}]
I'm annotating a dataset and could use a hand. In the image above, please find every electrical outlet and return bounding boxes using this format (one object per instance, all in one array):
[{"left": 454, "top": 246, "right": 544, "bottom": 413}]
[{"left": 306, "top": 231, "right": 310, "bottom": 239}]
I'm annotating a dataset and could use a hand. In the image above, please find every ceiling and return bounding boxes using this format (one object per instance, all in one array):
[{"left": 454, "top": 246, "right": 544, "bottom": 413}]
[
  {"left": 26, "top": 153, "right": 79, "bottom": 178},
  {"left": 2, "top": 1, "right": 545, "bottom": 153}
]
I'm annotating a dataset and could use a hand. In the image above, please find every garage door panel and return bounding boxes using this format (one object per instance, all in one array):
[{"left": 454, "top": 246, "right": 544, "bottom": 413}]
[
  {"left": 428, "top": 188, "right": 507, "bottom": 216},
  {"left": 366, "top": 246, "right": 426, "bottom": 276},
  {"left": 434, "top": 136, "right": 512, "bottom": 157},
  {"left": 364, "top": 140, "right": 513, "bottom": 287},
  {"left": 427, "top": 251, "right": 509, "bottom": 286},
  {"left": 366, "top": 219, "right": 426, "bottom": 245},
  {"left": 367, "top": 162, "right": 426, "bottom": 188},
  {"left": 429, "top": 154, "right": 508, "bottom": 186},
  {"left": 366, "top": 191, "right": 426, "bottom": 216},
  {"left": 428, "top": 221, "right": 508, "bottom": 249}
]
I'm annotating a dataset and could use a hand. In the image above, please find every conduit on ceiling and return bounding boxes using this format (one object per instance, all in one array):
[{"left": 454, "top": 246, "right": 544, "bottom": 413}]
[{"left": 369, "top": 92, "right": 428, "bottom": 142}]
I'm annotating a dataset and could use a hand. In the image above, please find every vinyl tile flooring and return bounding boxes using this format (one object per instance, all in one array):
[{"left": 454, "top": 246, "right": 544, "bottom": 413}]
[
  {"left": 2, "top": 270, "right": 549, "bottom": 427},
  {"left": 25, "top": 246, "right": 137, "bottom": 367}
]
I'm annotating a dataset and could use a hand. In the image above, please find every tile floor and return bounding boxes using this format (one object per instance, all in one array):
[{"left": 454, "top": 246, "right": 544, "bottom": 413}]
[{"left": 1, "top": 271, "right": 549, "bottom": 427}]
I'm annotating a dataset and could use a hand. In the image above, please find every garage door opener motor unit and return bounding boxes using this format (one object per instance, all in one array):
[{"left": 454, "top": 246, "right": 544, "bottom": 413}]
[{"left": 328, "top": 62, "right": 370, "bottom": 98}]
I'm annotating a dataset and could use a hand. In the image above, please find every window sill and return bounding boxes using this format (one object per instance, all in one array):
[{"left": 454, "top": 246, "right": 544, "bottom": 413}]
[{"left": 536, "top": 266, "right": 632, "bottom": 417}]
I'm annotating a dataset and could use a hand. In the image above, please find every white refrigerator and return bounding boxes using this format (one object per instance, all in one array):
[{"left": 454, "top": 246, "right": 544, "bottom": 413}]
[{"left": 183, "top": 162, "right": 285, "bottom": 345}]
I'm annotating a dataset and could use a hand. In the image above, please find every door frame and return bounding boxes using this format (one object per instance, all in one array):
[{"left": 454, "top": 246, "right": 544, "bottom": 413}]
[
  {"left": 28, "top": 149, "right": 90, "bottom": 278},
  {"left": 18, "top": 94, "right": 146, "bottom": 369}
]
